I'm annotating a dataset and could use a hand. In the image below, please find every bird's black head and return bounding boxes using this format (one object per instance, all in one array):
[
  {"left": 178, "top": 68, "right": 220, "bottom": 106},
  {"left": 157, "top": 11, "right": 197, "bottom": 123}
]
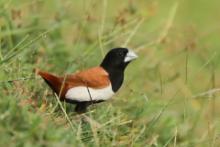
[
  {"left": 100, "top": 47, "right": 138, "bottom": 92},
  {"left": 101, "top": 47, "right": 138, "bottom": 92},
  {"left": 100, "top": 47, "right": 138, "bottom": 73}
]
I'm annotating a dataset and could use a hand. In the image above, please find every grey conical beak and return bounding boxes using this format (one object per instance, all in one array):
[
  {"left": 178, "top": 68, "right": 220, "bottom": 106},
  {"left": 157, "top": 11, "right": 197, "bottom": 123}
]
[{"left": 124, "top": 50, "right": 138, "bottom": 62}]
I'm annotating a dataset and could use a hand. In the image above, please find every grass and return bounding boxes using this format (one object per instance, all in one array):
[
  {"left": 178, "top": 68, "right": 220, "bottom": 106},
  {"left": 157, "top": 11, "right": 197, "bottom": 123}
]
[{"left": 1, "top": 0, "right": 220, "bottom": 146}]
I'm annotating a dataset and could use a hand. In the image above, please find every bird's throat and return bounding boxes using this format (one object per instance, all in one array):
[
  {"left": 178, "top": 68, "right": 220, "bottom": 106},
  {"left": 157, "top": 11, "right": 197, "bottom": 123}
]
[{"left": 103, "top": 67, "right": 124, "bottom": 92}]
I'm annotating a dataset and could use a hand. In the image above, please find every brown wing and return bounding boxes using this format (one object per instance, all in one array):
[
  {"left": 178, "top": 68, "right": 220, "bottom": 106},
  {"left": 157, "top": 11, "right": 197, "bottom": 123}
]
[
  {"left": 38, "top": 70, "right": 64, "bottom": 97},
  {"left": 38, "top": 67, "right": 110, "bottom": 99},
  {"left": 64, "top": 67, "right": 110, "bottom": 88}
]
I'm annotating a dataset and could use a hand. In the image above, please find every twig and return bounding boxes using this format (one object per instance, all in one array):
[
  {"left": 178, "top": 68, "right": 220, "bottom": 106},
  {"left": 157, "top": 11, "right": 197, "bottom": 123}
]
[
  {"left": 59, "top": 74, "right": 67, "bottom": 98},
  {"left": 0, "top": 27, "right": 3, "bottom": 60},
  {"left": 174, "top": 126, "right": 178, "bottom": 147},
  {"left": 86, "top": 86, "right": 93, "bottom": 102},
  {"left": 4, "top": 35, "right": 29, "bottom": 59},
  {"left": 0, "top": 77, "right": 35, "bottom": 84},
  {"left": 98, "top": 0, "right": 107, "bottom": 58},
  {"left": 185, "top": 48, "right": 189, "bottom": 84},
  {"left": 156, "top": 2, "right": 179, "bottom": 44},
  {"left": 0, "top": 23, "right": 61, "bottom": 66},
  {"left": 132, "top": 125, "right": 146, "bottom": 145},
  {"left": 136, "top": 2, "right": 179, "bottom": 52},
  {"left": 192, "top": 88, "right": 220, "bottom": 99},
  {"left": 196, "top": 52, "right": 217, "bottom": 75},
  {"left": 123, "top": 18, "right": 145, "bottom": 47},
  {"left": 146, "top": 90, "right": 179, "bottom": 131},
  {"left": 54, "top": 94, "right": 76, "bottom": 133}
]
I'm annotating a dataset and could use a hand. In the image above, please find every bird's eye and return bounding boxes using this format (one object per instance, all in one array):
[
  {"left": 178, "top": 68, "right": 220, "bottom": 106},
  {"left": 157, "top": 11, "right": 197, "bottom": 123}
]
[{"left": 118, "top": 52, "right": 124, "bottom": 57}]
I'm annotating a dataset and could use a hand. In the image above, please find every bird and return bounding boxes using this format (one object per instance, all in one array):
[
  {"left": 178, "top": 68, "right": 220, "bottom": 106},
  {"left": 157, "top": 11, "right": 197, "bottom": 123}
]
[{"left": 38, "top": 47, "right": 138, "bottom": 113}]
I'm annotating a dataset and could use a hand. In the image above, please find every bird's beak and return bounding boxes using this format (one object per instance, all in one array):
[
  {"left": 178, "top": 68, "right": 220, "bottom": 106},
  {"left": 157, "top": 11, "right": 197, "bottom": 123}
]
[{"left": 124, "top": 50, "right": 138, "bottom": 62}]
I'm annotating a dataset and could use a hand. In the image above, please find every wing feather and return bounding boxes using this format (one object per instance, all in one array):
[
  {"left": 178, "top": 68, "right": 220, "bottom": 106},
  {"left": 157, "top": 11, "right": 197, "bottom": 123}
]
[{"left": 38, "top": 67, "right": 110, "bottom": 99}]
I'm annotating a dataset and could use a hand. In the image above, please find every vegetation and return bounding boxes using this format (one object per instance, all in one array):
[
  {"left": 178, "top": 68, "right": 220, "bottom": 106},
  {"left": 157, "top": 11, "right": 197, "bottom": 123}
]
[{"left": 0, "top": 0, "right": 220, "bottom": 146}]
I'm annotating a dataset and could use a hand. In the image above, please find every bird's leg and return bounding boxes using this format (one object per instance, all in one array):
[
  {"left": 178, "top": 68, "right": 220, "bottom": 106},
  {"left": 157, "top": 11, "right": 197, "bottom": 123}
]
[{"left": 75, "top": 102, "right": 90, "bottom": 113}]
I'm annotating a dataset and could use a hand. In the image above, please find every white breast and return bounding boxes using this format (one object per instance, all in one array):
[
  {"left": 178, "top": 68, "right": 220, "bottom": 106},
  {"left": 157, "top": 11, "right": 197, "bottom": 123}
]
[{"left": 65, "top": 84, "right": 115, "bottom": 102}]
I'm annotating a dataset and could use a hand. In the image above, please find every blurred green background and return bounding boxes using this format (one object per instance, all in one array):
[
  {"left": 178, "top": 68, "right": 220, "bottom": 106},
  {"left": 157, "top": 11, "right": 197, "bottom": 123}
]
[{"left": 0, "top": 0, "right": 220, "bottom": 146}]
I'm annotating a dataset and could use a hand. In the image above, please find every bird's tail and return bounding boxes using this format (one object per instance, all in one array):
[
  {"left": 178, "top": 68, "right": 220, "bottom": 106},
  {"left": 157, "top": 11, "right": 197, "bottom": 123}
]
[{"left": 37, "top": 70, "right": 63, "bottom": 97}]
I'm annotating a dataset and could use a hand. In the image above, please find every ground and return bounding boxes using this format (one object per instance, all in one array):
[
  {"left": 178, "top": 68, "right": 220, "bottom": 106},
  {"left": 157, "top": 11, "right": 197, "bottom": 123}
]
[{"left": 0, "top": 0, "right": 220, "bottom": 146}]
